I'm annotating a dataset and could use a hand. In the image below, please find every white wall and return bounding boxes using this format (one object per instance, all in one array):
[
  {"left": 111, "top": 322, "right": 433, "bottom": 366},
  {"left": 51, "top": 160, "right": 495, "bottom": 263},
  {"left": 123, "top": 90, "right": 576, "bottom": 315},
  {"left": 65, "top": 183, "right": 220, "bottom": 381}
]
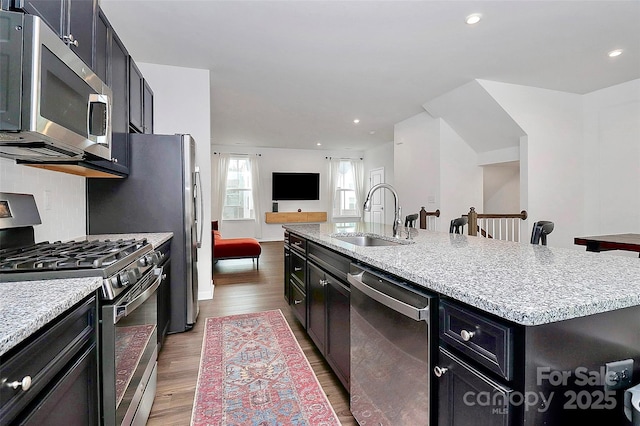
[
  {"left": 394, "top": 112, "right": 482, "bottom": 233},
  {"left": 211, "top": 146, "right": 364, "bottom": 241},
  {"left": 483, "top": 162, "right": 520, "bottom": 214},
  {"left": 0, "top": 157, "right": 86, "bottom": 242},
  {"left": 363, "top": 141, "right": 395, "bottom": 225},
  {"left": 439, "top": 119, "right": 483, "bottom": 228},
  {"left": 583, "top": 79, "right": 640, "bottom": 244},
  {"left": 394, "top": 112, "right": 441, "bottom": 227},
  {"left": 139, "top": 63, "right": 214, "bottom": 299},
  {"left": 479, "top": 80, "right": 584, "bottom": 249}
]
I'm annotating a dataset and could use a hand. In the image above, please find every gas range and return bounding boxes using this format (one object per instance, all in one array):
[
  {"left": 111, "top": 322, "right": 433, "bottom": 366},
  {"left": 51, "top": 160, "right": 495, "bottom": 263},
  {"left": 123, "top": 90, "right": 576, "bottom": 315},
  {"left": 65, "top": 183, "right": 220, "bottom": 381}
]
[{"left": 0, "top": 238, "right": 163, "bottom": 300}]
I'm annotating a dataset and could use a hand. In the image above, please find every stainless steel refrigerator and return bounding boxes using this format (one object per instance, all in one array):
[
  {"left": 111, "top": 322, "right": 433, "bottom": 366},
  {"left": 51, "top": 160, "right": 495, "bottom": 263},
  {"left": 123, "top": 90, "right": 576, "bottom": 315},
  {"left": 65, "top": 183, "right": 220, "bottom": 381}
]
[{"left": 87, "top": 133, "right": 203, "bottom": 333}]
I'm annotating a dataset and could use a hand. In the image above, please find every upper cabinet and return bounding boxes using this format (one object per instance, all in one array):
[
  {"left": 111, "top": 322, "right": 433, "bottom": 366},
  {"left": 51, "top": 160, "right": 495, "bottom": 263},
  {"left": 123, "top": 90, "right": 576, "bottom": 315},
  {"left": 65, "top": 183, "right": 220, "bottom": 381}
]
[
  {"left": 129, "top": 58, "right": 144, "bottom": 133},
  {"left": 16, "top": 0, "right": 96, "bottom": 69},
  {"left": 143, "top": 80, "right": 154, "bottom": 134},
  {"left": 94, "top": 8, "right": 109, "bottom": 83},
  {"left": 129, "top": 59, "right": 154, "bottom": 134}
]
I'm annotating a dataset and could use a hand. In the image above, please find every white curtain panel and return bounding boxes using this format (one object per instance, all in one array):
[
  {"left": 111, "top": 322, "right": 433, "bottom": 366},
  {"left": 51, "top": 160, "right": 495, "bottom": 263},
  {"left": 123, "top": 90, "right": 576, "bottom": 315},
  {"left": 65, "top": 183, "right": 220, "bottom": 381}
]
[
  {"left": 213, "top": 153, "right": 230, "bottom": 226},
  {"left": 250, "top": 156, "right": 262, "bottom": 239}
]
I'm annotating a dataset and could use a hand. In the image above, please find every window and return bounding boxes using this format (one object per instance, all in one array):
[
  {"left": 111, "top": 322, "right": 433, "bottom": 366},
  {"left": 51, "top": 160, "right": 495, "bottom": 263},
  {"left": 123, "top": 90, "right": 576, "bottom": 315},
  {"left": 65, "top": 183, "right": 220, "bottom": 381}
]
[
  {"left": 222, "top": 157, "right": 254, "bottom": 220},
  {"left": 330, "top": 159, "right": 363, "bottom": 219}
]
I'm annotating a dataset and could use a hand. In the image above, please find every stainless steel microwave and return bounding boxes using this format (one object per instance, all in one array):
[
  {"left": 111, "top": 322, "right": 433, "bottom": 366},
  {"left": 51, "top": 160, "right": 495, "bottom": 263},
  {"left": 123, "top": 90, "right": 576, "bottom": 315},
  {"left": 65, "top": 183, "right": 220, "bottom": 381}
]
[{"left": 0, "top": 10, "right": 112, "bottom": 162}]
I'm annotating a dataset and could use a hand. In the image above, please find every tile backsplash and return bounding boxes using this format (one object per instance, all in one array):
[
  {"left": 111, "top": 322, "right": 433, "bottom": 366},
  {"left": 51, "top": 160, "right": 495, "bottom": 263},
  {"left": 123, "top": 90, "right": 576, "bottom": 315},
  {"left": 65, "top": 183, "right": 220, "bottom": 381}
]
[{"left": 0, "top": 157, "right": 86, "bottom": 243}]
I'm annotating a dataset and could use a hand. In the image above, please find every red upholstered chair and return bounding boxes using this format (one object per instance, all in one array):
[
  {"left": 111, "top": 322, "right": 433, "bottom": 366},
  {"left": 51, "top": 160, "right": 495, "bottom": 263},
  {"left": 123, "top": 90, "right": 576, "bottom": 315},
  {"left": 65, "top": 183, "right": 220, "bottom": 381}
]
[{"left": 212, "top": 222, "right": 262, "bottom": 269}]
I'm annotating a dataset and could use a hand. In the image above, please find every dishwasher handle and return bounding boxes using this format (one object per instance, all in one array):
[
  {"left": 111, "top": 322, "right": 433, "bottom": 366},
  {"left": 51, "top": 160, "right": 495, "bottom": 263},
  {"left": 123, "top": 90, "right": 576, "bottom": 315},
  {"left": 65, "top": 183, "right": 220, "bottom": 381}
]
[{"left": 348, "top": 271, "right": 430, "bottom": 322}]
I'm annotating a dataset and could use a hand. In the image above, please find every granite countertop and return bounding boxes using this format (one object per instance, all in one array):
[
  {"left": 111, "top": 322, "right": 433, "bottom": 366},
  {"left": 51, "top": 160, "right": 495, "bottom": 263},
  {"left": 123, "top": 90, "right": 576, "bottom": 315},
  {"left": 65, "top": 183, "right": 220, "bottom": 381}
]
[
  {"left": 284, "top": 222, "right": 640, "bottom": 326},
  {"left": 0, "top": 232, "right": 172, "bottom": 357},
  {"left": 0, "top": 277, "right": 102, "bottom": 357},
  {"left": 83, "top": 232, "right": 173, "bottom": 248}
]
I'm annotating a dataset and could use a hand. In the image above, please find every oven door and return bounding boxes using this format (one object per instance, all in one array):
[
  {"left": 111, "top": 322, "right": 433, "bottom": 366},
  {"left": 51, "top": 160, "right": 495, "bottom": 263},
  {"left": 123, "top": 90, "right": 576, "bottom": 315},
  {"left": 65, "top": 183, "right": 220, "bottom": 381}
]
[{"left": 101, "top": 267, "right": 162, "bottom": 426}]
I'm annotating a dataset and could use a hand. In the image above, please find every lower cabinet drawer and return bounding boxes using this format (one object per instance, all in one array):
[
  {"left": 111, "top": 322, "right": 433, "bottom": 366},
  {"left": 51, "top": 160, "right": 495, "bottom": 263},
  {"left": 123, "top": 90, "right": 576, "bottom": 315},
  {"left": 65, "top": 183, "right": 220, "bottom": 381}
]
[
  {"left": 19, "top": 343, "right": 98, "bottom": 425},
  {"left": 290, "top": 280, "right": 306, "bottom": 328},
  {"left": 0, "top": 296, "right": 96, "bottom": 425},
  {"left": 439, "top": 299, "right": 514, "bottom": 380},
  {"left": 291, "top": 250, "right": 306, "bottom": 285}
]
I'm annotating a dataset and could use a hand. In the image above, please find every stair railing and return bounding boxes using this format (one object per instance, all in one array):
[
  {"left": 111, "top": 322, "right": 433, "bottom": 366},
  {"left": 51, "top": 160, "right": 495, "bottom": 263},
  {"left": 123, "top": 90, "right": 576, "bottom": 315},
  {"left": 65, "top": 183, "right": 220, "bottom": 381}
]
[
  {"left": 419, "top": 207, "right": 441, "bottom": 231},
  {"left": 466, "top": 207, "right": 528, "bottom": 242}
]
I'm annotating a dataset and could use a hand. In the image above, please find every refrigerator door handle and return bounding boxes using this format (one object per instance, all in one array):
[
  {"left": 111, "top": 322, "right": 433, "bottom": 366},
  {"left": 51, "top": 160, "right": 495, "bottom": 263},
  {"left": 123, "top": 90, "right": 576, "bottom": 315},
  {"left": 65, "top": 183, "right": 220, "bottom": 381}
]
[{"left": 194, "top": 166, "right": 204, "bottom": 248}]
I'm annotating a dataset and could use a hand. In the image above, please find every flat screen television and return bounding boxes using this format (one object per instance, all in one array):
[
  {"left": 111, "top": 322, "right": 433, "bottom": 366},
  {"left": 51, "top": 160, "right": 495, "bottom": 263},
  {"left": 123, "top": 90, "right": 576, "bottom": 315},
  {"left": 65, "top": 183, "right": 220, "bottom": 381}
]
[{"left": 272, "top": 172, "right": 320, "bottom": 201}]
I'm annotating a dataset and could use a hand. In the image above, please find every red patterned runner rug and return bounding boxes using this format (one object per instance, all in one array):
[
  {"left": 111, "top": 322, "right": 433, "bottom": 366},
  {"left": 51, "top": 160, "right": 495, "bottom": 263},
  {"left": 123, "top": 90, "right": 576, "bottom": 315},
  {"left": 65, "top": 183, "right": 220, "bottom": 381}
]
[{"left": 191, "top": 309, "right": 341, "bottom": 426}]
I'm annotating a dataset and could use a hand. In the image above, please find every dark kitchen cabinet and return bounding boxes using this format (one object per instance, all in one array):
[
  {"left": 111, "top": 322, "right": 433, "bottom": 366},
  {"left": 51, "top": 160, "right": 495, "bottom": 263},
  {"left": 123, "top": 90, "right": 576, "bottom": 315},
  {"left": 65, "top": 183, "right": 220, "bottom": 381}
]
[
  {"left": 157, "top": 240, "right": 171, "bottom": 351},
  {"left": 17, "top": 0, "right": 97, "bottom": 69},
  {"left": 143, "top": 80, "right": 154, "bottom": 134},
  {"left": 437, "top": 347, "right": 513, "bottom": 426},
  {"left": 285, "top": 232, "right": 307, "bottom": 328},
  {"left": 307, "top": 262, "right": 327, "bottom": 354},
  {"left": 0, "top": 294, "right": 99, "bottom": 425},
  {"left": 109, "top": 27, "right": 130, "bottom": 170},
  {"left": 289, "top": 250, "right": 307, "bottom": 328},
  {"left": 129, "top": 58, "right": 144, "bottom": 133},
  {"left": 94, "top": 8, "right": 108, "bottom": 83},
  {"left": 325, "top": 276, "right": 350, "bottom": 389},
  {"left": 67, "top": 0, "right": 94, "bottom": 68},
  {"left": 17, "top": 0, "right": 64, "bottom": 37},
  {"left": 283, "top": 237, "right": 291, "bottom": 303},
  {"left": 129, "top": 59, "right": 153, "bottom": 134},
  {"left": 305, "top": 240, "right": 351, "bottom": 390}
]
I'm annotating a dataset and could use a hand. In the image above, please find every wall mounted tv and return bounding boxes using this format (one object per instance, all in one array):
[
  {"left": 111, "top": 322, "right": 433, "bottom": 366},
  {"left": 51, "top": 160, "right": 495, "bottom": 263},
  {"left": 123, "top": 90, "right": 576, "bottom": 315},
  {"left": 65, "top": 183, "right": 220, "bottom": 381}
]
[{"left": 272, "top": 172, "right": 320, "bottom": 201}]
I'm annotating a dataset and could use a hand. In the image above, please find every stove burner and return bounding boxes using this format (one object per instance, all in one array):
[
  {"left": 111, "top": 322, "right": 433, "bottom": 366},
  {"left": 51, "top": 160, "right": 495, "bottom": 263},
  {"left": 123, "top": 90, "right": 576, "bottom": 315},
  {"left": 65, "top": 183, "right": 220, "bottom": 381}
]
[{"left": 0, "top": 239, "right": 148, "bottom": 272}]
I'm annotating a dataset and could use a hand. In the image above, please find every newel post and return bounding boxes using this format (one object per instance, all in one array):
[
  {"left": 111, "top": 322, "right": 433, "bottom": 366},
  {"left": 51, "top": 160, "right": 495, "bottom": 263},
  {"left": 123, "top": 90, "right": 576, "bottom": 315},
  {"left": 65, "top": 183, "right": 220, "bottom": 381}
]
[
  {"left": 468, "top": 207, "right": 478, "bottom": 236},
  {"left": 419, "top": 207, "right": 426, "bottom": 229}
]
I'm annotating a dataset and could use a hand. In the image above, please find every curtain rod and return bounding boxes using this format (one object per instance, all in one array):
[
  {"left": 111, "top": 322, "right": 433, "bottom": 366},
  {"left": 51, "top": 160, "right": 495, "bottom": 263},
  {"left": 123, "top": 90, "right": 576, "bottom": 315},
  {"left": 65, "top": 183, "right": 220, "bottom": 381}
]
[
  {"left": 213, "top": 152, "right": 261, "bottom": 156},
  {"left": 325, "top": 156, "right": 363, "bottom": 160}
]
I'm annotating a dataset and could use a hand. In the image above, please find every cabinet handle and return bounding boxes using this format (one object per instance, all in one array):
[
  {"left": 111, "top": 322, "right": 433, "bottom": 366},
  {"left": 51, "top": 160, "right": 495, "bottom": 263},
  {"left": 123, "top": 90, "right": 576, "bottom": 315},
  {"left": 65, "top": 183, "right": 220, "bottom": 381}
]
[
  {"left": 294, "top": 267, "right": 302, "bottom": 272},
  {"left": 63, "top": 34, "right": 79, "bottom": 47},
  {"left": 5, "top": 376, "right": 32, "bottom": 391},
  {"left": 433, "top": 366, "right": 448, "bottom": 378},
  {"left": 460, "top": 330, "right": 475, "bottom": 341},
  {"left": 294, "top": 299, "right": 303, "bottom": 305}
]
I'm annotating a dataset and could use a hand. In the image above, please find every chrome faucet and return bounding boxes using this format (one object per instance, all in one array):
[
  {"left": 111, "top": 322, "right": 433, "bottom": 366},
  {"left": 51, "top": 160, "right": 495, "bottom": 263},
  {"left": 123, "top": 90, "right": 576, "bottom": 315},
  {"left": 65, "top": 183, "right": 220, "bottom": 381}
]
[{"left": 363, "top": 183, "right": 403, "bottom": 238}]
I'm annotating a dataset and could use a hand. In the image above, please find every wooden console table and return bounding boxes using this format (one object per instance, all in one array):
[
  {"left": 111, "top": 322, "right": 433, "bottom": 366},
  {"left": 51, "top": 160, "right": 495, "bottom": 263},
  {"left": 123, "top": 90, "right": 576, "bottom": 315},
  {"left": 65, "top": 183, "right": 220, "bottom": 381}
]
[{"left": 265, "top": 211, "right": 327, "bottom": 224}]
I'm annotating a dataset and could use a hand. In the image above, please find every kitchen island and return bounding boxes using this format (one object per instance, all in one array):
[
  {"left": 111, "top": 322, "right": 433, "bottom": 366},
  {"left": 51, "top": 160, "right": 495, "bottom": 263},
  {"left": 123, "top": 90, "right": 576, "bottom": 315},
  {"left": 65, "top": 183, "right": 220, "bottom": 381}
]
[{"left": 283, "top": 222, "right": 640, "bottom": 425}]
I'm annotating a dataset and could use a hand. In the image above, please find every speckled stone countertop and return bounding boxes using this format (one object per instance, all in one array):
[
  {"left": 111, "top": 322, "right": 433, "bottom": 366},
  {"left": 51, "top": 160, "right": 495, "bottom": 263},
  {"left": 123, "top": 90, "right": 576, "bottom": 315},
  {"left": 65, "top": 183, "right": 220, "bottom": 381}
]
[
  {"left": 0, "top": 233, "right": 172, "bottom": 357},
  {"left": 284, "top": 223, "right": 640, "bottom": 326},
  {"left": 0, "top": 277, "right": 102, "bottom": 357},
  {"left": 82, "top": 232, "right": 173, "bottom": 248}
]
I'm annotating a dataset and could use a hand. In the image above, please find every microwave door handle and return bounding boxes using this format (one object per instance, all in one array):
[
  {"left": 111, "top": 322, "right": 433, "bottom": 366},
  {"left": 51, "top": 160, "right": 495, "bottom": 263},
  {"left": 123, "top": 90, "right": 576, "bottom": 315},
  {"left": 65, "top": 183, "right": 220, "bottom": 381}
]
[
  {"left": 87, "top": 94, "right": 110, "bottom": 146},
  {"left": 195, "top": 166, "right": 204, "bottom": 248}
]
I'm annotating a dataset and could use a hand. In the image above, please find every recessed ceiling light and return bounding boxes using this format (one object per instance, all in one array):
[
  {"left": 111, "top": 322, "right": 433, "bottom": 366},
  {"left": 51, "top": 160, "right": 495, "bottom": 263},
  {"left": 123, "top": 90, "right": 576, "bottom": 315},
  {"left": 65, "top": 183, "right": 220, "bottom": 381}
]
[
  {"left": 369, "top": 131, "right": 376, "bottom": 135},
  {"left": 608, "top": 49, "right": 623, "bottom": 58},
  {"left": 465, "top": 13, "right": 482, "bottom": 25},
  {"left": 353, "top": 119, "right": 360, "bottom": 124},
  {"left": 316, "top": 142, "right": 322, "bottom": 146}
]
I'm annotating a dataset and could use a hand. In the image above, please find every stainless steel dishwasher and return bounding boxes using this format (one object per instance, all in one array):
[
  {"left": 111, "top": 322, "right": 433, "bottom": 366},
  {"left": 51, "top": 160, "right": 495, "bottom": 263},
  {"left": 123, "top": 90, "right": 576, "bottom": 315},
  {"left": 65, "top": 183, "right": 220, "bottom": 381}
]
[{"left": 348, "top": 263, "right": 436, "bottom": 426}]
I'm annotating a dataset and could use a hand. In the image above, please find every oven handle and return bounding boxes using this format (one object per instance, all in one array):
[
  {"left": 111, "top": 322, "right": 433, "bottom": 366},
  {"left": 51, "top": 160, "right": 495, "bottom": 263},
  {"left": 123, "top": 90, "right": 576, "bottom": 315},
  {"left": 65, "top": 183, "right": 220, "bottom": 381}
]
[
  {"left": 114, "top": 268, "right": 164, "bottom": 323},
  {"left": 348, "top": 270, "right": 430, "bottom": 322}
]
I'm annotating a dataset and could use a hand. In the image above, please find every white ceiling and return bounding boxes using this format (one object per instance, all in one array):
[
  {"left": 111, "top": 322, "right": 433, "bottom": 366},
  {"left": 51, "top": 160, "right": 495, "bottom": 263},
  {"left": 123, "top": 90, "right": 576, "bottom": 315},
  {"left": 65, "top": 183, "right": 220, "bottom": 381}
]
[{"left": 100, "top": 0, "right": 640, "bottom": 152}]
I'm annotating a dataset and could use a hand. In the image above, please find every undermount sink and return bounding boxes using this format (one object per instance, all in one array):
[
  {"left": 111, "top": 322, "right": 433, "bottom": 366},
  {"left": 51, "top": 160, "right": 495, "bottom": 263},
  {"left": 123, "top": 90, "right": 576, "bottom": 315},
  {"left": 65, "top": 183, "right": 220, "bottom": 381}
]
[{"left": 332, "top": 234, "right": 405, "bottom": 247}]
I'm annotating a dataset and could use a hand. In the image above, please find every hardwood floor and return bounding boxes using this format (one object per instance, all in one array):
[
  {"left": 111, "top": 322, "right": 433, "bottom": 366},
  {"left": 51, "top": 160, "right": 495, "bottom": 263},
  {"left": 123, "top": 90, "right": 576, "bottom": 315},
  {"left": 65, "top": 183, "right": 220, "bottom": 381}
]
[{"left": 147, "top": 241, "right": 357, "bottom": 425}]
